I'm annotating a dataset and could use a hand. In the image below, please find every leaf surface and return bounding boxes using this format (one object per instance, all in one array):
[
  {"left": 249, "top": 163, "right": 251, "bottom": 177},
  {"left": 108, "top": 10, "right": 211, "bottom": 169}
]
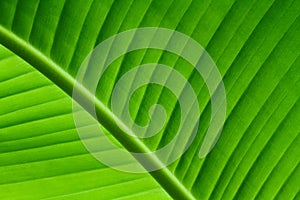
[{"left": 0, "top": 0, "right": 299, "bottom": 199}]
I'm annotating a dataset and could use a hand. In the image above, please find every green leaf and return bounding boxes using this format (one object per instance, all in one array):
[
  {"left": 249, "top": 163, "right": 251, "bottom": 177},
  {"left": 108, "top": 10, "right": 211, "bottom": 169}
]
[
  {"left": 0, "top": 45, "right": 171, "bottom": 199},
  {"left": 0, "top": 0, "right": 299, "bottom": 199}
]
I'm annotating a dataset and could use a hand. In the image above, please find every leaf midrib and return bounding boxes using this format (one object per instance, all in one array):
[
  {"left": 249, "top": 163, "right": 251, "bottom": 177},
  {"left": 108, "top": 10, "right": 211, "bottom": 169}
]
[{"left": 0, "top": 25, "right": 195, "bottom": 200}]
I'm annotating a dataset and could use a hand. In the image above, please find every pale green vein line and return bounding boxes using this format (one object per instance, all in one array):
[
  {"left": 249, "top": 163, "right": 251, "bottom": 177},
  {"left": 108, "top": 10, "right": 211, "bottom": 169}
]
[{"left": 0, "top": 23, "right": 195, "bottom": 200}]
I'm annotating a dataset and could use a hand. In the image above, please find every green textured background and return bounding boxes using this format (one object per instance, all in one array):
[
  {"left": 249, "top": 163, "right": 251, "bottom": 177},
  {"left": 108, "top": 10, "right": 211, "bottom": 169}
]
[{"left": 0, "top": 0, "right": 299, "bottom": 199}]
